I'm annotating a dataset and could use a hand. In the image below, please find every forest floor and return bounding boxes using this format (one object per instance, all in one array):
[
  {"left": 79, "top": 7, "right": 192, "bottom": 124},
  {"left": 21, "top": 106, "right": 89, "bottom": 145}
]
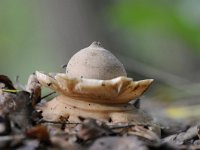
[{"left": 0, "top": 74, "right": 200, "bottom": 150}]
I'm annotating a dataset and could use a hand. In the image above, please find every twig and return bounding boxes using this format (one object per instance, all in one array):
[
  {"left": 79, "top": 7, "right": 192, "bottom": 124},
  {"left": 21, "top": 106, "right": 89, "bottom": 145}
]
[
  {"left": 39, "top": 120, "right": 80, "bottom": 125},
  {"left": 1, "top": 89, "right": 21, "bottom": 93},
  {"left": 109, "top": 123, "right": 149, "bottom": 130},
  {"left": 41, "top": 92, "right": 56, "bottom": 100},
  {"left": 40, "top": 120, "right": 152, "bottom": 129}
]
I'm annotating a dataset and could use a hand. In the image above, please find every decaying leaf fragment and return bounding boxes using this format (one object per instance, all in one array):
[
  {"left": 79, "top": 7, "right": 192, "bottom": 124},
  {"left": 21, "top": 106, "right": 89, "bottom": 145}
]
[
  {"left": 0, "top": 91, "right": 16, "bottom": 116},
  {"left": 76, "top": 119, "right": 113, "bottom": 141},
  {"left": 26, "top": 74, "right": 41, "bottom": 106},
  {"left": 0, "top": 75, "right": 17, "bottom": 115},
  {"left": 26, "top": 125, "right": 50, "bottom": 144},
  {"left": 163, "top": 124, "right": 200, "bottom": 145},
  {"left": 9, "top": 91, "right": 34, "bottom": 131},
  {"left": 88, "top": 136, "right": 148, "bottom": 150},
  {"left": 0, "top": 74, "right": 41, "bottom": 132},
  {"left": 0, "top": 75, "right": 16, "bottom": 90}
]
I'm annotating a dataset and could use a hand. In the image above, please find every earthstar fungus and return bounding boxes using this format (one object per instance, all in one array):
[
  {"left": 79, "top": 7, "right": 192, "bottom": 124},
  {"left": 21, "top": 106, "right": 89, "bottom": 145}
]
[{"left": 36, "top": 42, "right": 157, "bottom": 130}]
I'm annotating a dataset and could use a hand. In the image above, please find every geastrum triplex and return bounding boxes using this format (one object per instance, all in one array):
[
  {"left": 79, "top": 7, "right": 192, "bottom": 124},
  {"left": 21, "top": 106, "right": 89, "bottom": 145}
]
[{"left": 36, "top": 42, "right": 160, "bottom": 136}]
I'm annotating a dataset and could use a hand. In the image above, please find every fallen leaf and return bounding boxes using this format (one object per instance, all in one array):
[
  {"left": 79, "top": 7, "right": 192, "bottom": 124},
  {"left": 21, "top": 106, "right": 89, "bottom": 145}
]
[
  {"left": 26, "top": 125, "right": 50, "bottom": 144},
  {"left": 163, "top": 124, "right": 200, "bottom": 145},
  {"left": 0, "top": 91, "right": 16, "bottom": 115},
  {"left": 0, "top": 75, "right": 15, "bottom": 90},
  {"left": 77, "top": 119, "right": 113, "bottom": 141},
  {"left": 9, "top": 91, "right": 33, "bottom": 131},
  {"left": 26, "top": 74, "right": 41, "bottom": 107},
  {"left": 89, "top": 136, "right": 148, "bottom": 150}
]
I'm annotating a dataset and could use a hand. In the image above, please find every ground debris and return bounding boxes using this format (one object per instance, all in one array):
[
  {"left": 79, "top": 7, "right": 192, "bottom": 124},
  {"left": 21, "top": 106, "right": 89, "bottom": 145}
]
[
  {"left": 0, "top": 75, "right": 16, "bottom": 90},
  {"left": 0, "top": 74, "right": 40, "bottom": 133},
  {"left": 26, "top": 125, "right": 50, "bottom": 144},
  {"left": 0, "top": 115, "right": 11, "bottom": 135},
  {"left": 1, "top": 74, "right": 200, "bottom": 149},
  {"left": 76, "top": 119, "right": 114, "bottom": 141},
  {"left": 88, "top": 136, "right": 148, "bottom": 150},
  {"left": 9, "top": 91, "right": 34, "bottom": 132},
  {"left": 51, "top": 136, "right": 83, "bottom": 150},
  {"left": 0, "top": 91, "right": 16, "bottom": 115},
  {"left": 26, "top": 74, "right": 41, "bottom": 107},
  {"left": 110, "top": 123, "right": 160, "bottom": 142},
  {"left": 163, "top": 124, "right": 200, "bottom": 146}
]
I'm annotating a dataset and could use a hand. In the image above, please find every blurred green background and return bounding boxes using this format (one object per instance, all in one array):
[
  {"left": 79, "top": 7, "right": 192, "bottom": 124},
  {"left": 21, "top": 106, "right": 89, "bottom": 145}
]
[{"left": 1, "top": 0, "right": 200, "bottom": 111}]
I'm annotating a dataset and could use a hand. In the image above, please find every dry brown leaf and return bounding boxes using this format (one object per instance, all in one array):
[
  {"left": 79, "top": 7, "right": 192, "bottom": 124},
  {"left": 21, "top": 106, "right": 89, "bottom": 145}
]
[
  {"left": 26, "top": 125, "right": 50, "bottom": 144},
  {"left": 0, "top": 75, "right": 16, "bottom": 90},
  {"left": 26, "top": 74, "right": 41, "bottom": 107}
]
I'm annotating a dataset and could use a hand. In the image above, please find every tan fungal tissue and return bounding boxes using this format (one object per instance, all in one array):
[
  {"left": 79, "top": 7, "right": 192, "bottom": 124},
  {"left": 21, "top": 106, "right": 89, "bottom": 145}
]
[{"left": 36, "top": 42, "right": 155, "bottom": 125}]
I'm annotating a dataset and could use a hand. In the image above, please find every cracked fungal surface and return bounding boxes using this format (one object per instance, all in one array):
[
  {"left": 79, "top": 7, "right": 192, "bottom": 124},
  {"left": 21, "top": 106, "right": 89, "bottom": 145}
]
[{"left": 36, "top": 42, "right": 160, "bottom": 136}]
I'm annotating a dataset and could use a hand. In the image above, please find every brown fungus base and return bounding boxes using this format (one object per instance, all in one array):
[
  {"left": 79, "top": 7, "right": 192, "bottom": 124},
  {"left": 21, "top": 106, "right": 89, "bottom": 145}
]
[
  {"left": 37, "top": 95, "right": 160, "bottom": 136},
  {"left": 39, "top": 95, "right": 147, "bottom": 122}
]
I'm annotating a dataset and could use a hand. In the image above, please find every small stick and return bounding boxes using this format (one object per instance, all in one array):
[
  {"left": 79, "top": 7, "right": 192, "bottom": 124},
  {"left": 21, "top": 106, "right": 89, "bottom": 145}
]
[
  {"left": 1, "top": 89, "right": 21, "bottom": 93},
  {"left": 109, "top": 123, "right": 149, "bottom": 130},
  {"left": 41, "top": 92, "right": 56, "bottom": 100},
  {"left": 39, "top": 120, "right": 80, "bottom": 125}
]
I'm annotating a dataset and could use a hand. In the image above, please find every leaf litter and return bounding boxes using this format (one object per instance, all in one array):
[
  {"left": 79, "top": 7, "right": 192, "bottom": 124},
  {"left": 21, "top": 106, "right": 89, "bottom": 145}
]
[{"left": 0, "top": 74, "right": 200, "bottom": 149}]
